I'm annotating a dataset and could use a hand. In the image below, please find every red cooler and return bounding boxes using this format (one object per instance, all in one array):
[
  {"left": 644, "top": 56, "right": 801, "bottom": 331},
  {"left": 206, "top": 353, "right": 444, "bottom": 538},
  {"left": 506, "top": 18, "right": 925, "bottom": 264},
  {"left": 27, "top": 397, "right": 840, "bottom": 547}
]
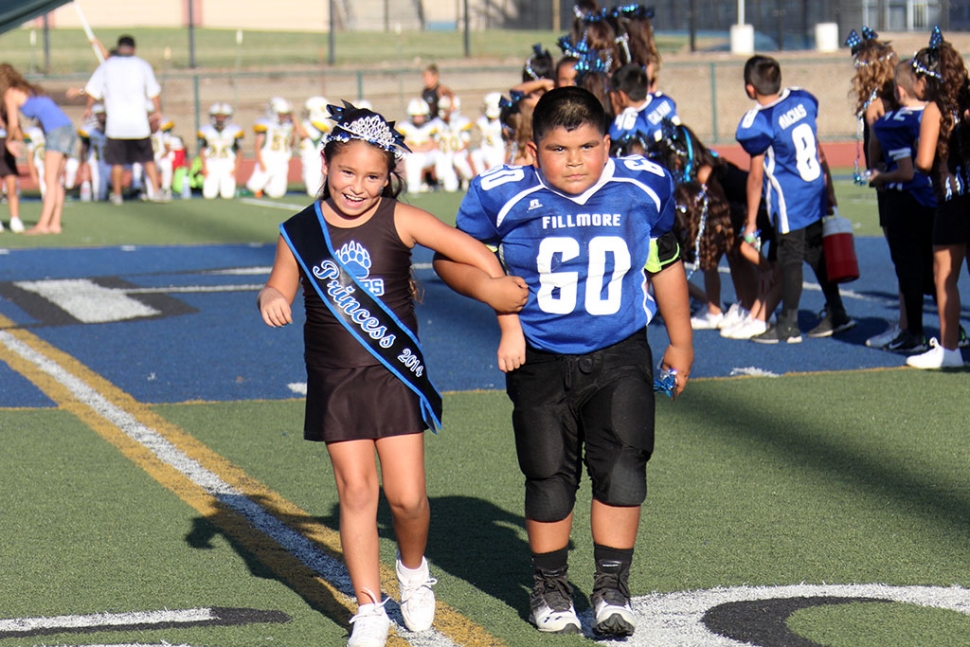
[{"left": 822, "top": 211, "right": 860, "bottom": 284}]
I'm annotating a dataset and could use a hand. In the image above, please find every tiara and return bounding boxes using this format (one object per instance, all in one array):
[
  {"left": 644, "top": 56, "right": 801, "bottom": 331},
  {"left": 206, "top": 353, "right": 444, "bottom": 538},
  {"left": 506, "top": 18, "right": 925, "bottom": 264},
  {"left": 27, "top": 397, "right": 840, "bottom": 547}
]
[
  {"left": 557, "top": 34, "right": 588, "bottom": 58},
  {"left": 911, "top": 56, "right": 942, "bottom": 80},
  {"left": 612, "top": 4, "right": 655, "bottom": 20},
  {"left": 574, "top": 48, "right": 611, "bottom": 78},
  {"left": 324, "top": 101, "right": 410, "bottom": 162},
  {"left": 524, "top": 44, "right": 550, "bottom": 81}
]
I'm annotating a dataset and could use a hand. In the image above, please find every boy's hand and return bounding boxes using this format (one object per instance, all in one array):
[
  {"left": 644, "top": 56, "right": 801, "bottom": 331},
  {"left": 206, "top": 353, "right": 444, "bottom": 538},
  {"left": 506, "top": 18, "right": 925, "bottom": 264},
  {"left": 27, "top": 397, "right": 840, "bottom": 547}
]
[
  {"left": 485, "top": 275, "right": 529, "bottom": 313},
  {"left": 258, "top": 287, "right": 293, "bottom": 327},
  {"left": 661, "top": 344, "right": 693, "bottom": 399},
  {"left": 497, "top": 331, "right": 526, "bottom": 373}
]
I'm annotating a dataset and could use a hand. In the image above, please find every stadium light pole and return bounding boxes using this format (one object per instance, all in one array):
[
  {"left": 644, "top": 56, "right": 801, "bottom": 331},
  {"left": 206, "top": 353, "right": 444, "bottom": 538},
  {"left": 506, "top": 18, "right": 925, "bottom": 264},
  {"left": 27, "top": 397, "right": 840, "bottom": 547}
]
[
  {"left": 463, "top": 0, "right": 470, "bottom": 57},
  {"left": 329, "top": 0, "right": 336, "bottom": 65},
  {"left": 187, "top": 0, "right": 197, "bottom": 68}
]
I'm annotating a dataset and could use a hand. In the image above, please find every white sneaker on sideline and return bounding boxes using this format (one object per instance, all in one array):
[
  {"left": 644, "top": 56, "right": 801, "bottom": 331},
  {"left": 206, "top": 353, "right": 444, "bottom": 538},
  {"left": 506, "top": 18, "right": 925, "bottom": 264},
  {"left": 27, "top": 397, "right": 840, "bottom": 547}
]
[
  {"left": 396, "top": 556, "right": 437, "bottom": 632},
  {"left": 866, "top": 320, "right": 900, "bottom": 348},
  {"left": 718, "top": 303, "right": 747, "bottom": 330},
  {"left": 348, "top": 600, "right": 390, "bottom": 647},
  {"left": 9, "top": 217, "right": 24, "bottom": 233},
  {"left": 722, "top": 317, "right": 768, "bottom": 340},
  {"left": 906, "top": 338, "right": 964, "bottom": 369},
  {"left": 690, "top": 307, "right": 724, "bottom": 330}
]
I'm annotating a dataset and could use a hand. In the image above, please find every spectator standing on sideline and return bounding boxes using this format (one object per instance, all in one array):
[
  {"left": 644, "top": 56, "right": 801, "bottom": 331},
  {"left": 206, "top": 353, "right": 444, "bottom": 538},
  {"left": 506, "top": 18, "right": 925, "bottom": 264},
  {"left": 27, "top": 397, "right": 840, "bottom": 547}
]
[
  {"left": 83, "top": 35, "right": 167, "bottom": 204},
  {"left": 420, "top": 64, "right": 454, "bottom": 120},
  {"left": 0, "top": 119, "right": 24, "bottom": 233},
  {"left": 0, "top": 63, "right": 76, "bottom": 235}
]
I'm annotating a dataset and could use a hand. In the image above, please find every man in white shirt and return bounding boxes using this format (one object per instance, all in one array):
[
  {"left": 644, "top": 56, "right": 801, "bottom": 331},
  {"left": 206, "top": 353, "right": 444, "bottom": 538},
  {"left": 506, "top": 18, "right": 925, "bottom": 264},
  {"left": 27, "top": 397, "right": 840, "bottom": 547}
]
[{"left": 83, "top": 35, "right": 166, "bottom": 204}]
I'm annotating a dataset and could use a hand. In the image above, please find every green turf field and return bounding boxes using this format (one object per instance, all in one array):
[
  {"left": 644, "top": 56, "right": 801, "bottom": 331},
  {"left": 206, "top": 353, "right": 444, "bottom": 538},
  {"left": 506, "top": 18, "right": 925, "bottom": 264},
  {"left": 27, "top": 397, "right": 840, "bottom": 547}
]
[{"left": 2, "top": 183, "right": 970, "bottom": 647}]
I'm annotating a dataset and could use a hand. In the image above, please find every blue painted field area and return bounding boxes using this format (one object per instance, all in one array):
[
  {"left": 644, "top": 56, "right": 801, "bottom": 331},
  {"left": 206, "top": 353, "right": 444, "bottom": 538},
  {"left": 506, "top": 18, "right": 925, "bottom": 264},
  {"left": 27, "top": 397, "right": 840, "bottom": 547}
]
[{"left": 1, "top": 238, "right": 968, "bottom": 408}]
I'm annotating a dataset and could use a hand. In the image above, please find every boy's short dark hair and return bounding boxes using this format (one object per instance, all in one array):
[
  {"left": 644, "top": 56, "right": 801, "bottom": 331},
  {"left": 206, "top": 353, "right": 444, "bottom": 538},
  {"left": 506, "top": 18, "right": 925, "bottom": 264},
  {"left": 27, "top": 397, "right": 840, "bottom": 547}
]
[
  {"left": 117, "top": 35, "right": 136, "bottom": 49},
  {"left": 609, "top": 64, "right": 649, "bottom": 102},
  {"left": 532, "top": 86, "right": 607, "bottom": 143},
  {"left": 743, "top": 55, "right": 782, "bottom": 96}
]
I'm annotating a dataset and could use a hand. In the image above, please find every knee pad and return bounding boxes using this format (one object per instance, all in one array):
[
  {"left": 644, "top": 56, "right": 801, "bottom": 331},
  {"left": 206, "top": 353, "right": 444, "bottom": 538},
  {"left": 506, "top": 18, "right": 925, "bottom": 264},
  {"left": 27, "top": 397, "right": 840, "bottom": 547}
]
[
  {"left": 524, "top": 476, "right": 578, "bottom": 523},
  {"left": 513, "top": 406, "right": 580, "bottom": 523},
  {"left": 590, "top": 446, "right": 649, "bottom": 507}
]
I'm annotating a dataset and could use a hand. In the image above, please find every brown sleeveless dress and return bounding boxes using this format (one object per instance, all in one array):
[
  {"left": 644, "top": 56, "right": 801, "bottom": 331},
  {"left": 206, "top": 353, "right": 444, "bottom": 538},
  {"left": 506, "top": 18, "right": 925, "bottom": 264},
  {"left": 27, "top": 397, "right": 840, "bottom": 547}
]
[{"left": 293, "top": 198, "right": 425, "bottom": 442}]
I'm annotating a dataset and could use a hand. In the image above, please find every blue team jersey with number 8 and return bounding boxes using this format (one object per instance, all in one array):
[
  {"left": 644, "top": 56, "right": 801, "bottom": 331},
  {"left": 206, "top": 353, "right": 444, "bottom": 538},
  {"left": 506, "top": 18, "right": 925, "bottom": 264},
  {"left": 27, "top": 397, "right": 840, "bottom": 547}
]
[
  {"left": 456, "top": 156, "right": 676, "bottom": 354},
  {"left": 736, "top": 87, "right": 827, "bottom": 234}
]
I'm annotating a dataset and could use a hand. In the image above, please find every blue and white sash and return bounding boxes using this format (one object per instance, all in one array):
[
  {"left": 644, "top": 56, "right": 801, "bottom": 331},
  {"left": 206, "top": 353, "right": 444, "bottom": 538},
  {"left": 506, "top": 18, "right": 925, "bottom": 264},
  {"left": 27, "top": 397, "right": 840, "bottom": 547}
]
[{"left": 281, "top": 202, "right": 442, "bottom": 432}]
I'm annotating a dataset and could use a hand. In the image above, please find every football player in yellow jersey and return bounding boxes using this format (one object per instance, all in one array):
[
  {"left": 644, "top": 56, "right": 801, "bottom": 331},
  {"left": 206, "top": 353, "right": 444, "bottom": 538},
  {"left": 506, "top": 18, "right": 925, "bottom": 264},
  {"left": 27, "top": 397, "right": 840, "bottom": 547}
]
[
  {"left": 246, "top": 97, "right": 307, "bottom": 199},
  {"left": 300, "top": 96, "right": 332, "bottom": 197},
  {"left": 199, "top": 102, "right": 244, "bottom": 199}
]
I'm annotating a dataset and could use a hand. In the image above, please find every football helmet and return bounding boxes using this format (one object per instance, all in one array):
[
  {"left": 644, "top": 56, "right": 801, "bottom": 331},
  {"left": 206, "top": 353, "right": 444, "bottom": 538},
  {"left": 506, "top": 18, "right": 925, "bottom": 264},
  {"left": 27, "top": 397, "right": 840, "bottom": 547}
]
[
  {"left": 483, "top": 92, "right": 502, "bottom": 119},
  {"left": 267, "top": 97, "right": 294, "bottom": 124},
  {"left": 209, "top": 102, "right": 233, "bottom": 130},
  {"left": 304, "top": 96, "right": 329, "bottom": 124},
  {"left": 407, "top": 98, "right": 431, "bottom": 117}
]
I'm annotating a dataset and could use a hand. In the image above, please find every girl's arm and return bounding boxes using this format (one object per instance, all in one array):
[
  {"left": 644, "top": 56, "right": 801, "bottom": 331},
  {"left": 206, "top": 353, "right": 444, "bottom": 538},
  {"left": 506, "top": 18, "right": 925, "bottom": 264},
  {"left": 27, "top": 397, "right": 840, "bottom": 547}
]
[
  {"left": 869, "top": 156, "right": 916, "bottom": 186},
  {"left": 915, "top": 102, "right": 941, "bottom": 174},
  {"left": 4, "top": 88, "right": 26, "bottom": 141},
  {"left": 257, "top": 235, "right": 301, "bottom": 327},
  {"left": 398, "top": 203, "right": 505, "bottom": 278},
  {"left": 650, "top": 260, "right": 694, "bottom": 398},
  {"left": 253, "top": 133, "right": 266, "bottom": 168}
]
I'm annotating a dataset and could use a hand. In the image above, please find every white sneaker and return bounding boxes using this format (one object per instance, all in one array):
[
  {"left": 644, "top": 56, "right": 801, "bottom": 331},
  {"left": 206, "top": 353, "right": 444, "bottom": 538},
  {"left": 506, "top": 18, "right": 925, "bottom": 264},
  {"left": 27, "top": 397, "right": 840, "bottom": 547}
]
[
  {"left": 866, "top": 320, "right": 901, "bottom": 348},
  {"left": 347, "top": 600, "right": 390, "bottom": 647},
  {"left": 396, "top": 556, "right": 437, "bottom": 632},
  {"left": 0, "top": 219, "right": 4, "bottom": 232},
  {"left": 721, "top": 317, "right": 768, "bottom": 340},
  {"left": 9, "top": 217, "right": 24, "bottom": 233},
  {"left": 690, "top": 307, "right": 724, "bottom": 330},
  {"left": 906, "top": 338, "right": 964, "bottom": 369},
  {"left": 109, "top": 193, "right": 124, "bottom": 206},
  {"left": 718, "top": 303, "right": 748, "bottom": 330},
  {"left": 592, "top": 591, "right": 636, "bottom": 637}
]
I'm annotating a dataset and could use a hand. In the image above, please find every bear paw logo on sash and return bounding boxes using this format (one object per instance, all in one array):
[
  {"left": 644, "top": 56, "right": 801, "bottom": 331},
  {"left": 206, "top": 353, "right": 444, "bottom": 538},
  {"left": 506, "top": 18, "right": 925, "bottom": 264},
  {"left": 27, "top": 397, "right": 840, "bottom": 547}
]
[{"left": 336, "top": 240, "right": 385, "bottom": 296}]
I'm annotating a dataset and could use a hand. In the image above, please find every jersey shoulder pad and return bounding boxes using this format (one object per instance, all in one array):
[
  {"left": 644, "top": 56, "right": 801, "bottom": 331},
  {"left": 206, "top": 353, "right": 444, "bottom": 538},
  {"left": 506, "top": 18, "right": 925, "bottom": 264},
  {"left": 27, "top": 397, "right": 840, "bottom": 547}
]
[
  {"left": 736, "top": 107, "right": 773, "bottom": 155},
  {"left": 468, "top": 164, "right": 541, "bottom": 209}
]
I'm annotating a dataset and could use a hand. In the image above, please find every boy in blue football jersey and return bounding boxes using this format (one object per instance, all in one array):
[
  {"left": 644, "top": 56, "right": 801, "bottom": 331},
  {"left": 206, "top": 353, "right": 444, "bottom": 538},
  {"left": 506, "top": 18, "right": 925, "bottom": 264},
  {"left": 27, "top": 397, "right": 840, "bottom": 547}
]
[
  {"left": 434, "top": 86, "right": 693, "bottom": 637},
  {"left": 609, "top": 63, "right": 679, "bottom": 144},
  {"left": 736, "top": 55, "right": 855, "bottom": 343},
  {"left": 868, "top": 60, "right": 937, "bottom": 353}
]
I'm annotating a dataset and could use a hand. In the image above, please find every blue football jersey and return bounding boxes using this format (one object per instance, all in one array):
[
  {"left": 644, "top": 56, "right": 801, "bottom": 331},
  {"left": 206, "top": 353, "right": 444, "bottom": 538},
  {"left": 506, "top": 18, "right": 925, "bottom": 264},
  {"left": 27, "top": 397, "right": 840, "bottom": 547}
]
[
  {"left": 456, "top": 157, "right": 676, "bottom": 354},
  {"left": 609, "top": 92, "right": 679, "bottom": 143},
  {"left": 871, "top": 106, "right": 937, "bottom": 208},
  {"left": 736, "top": 88, "right": 827, "bottom": 234}
]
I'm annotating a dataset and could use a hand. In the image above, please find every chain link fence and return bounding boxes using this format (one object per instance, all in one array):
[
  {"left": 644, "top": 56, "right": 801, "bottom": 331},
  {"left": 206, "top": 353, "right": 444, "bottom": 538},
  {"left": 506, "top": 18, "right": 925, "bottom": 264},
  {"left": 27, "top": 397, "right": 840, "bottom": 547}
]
[{"left": 39, "top": 55, "right": 863, "bottom": 162}]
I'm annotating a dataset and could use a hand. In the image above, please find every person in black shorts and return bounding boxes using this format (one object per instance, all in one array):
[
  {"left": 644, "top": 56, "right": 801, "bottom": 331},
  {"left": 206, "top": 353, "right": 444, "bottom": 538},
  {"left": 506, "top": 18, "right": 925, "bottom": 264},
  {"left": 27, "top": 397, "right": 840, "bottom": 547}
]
[
  {"left": 435, "top": 87, "right": 693, "bottom": 638},
  {"left": 0, "top": 118, "right": 23, "bottom": 234}
]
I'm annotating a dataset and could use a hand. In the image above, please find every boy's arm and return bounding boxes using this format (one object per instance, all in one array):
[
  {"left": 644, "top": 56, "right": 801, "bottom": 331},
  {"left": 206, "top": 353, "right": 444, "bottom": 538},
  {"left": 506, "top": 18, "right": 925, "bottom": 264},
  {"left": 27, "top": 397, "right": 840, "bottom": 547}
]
[
  {"left": 432, "top": 252, "right": 527, "bottom": 373},
  {"left": 745, "top": 153, "right": 764, "bottom": 235},
  {"left": 819, "top": 144, "right": 837, "bottom": 210},
  {"left": 496, "top": 313, "right": 526, "bottom": 373},
  {"left": 650, "top": 260, "right": 693, "bottom": 398}
]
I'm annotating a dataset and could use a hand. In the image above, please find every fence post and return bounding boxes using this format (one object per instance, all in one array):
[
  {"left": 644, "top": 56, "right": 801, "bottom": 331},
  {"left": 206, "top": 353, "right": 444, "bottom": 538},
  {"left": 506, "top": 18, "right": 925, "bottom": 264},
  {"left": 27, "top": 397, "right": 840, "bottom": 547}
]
[{"left": 193, "top": 73, "right": 201, "bottom": 156}]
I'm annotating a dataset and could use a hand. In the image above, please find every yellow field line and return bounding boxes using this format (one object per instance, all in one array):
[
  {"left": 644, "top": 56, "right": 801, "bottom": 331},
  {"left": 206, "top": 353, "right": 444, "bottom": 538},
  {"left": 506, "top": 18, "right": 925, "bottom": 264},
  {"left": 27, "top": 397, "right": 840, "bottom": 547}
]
[{"left": 0, "top": 315, "right": 506, "bottom": 647}]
